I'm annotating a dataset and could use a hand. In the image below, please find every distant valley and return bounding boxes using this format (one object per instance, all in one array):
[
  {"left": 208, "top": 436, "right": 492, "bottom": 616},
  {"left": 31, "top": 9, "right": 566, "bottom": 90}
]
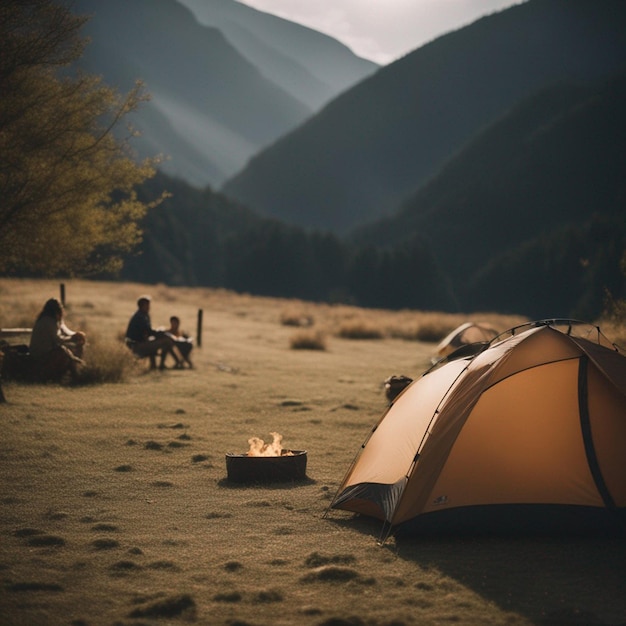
[{"left": 68, "top": 0, "right": 625, "bottom": 320}]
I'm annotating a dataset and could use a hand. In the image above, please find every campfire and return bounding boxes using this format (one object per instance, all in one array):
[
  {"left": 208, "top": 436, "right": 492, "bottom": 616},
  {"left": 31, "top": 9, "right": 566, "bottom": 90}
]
[
  {"left": 226, "top": 432, "right": 307, "bottom": 483},
  {"left": 246, "top": 432, "right": 294, "bottom": 457}
]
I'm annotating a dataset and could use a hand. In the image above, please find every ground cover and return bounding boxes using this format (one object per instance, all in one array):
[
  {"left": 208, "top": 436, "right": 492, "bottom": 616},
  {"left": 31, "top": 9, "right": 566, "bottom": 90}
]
[{"left": 0, "top": 279, "right": 624, "bottom": 625}]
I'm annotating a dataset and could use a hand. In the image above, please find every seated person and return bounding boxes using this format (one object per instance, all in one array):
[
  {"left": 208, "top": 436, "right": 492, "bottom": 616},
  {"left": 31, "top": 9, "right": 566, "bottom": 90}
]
[
  {"left": 29, "top": 298, "right": 86, "bottom": 382},
  {"left": 165, "top": 316, "right": 193, "bottom": 368},
  {"left": 125, "top": 296, "right": 181, "bottom": 370}
]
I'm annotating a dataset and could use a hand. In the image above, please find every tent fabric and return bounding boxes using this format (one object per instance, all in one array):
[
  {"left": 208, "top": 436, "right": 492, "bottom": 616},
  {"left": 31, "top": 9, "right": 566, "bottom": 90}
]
[
  {"left": 434, "top": 322, "right": 499, "bottom": 359},
  {"left": 329, "top": 321, "right": 626, "bottom": 536}
]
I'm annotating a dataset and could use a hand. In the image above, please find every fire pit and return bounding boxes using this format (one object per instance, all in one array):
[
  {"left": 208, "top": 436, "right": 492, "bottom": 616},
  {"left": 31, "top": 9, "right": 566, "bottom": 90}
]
[
  {"left": 226, "top": 450, "right": 307, "bottom": 483},
  {"left": 226, "top": 433, "right": 308, "bottom": 483}
]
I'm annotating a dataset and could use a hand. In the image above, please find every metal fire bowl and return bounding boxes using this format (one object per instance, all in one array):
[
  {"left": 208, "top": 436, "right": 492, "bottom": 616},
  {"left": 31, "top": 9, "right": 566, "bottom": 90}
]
[{"left": 225, "top": 450, "right": 307, "bottom": 483}]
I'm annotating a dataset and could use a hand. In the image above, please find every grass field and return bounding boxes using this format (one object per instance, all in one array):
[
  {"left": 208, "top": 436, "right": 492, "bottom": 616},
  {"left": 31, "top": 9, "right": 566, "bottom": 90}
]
[{"left": 1, "top": 278, "right": 625, "bottom": 626}]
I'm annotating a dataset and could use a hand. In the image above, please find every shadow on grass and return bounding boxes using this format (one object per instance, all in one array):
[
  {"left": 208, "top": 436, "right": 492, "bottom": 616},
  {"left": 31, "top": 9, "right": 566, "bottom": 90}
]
[
  {"left": 396, "top": 533, "right": 626, "bottom": 626},
  {"left": 216, "top": 477, "right": 318, "bottom": 490},
  {"left": 324, "top": 514, "right": 385, "bottom": 538},
  {"left": 325, "top": 514, "right": 626, "bottom": 625}
]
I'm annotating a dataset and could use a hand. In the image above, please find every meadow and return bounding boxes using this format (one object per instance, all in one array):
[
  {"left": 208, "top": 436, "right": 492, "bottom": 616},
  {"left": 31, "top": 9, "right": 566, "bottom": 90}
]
[{"left": 0, "top": 278, "right": 625, "bottom": 626}]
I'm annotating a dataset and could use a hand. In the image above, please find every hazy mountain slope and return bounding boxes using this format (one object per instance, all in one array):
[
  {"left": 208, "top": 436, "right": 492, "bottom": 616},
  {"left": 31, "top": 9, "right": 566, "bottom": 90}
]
[
  {"left": 117, "top": 172, "right": 456, "bottom": 311},
  {"left": 176, "top": 0, "right": 378, "bottom": 110},
  {"left": 354, "top": 72, "right": 626, "bottom": 318},
  {"left": 71, "top": 0, "right": 311, "bottom": 187},
  {"left": 222, "top": 0, "right": 626, "bottom": 233}
]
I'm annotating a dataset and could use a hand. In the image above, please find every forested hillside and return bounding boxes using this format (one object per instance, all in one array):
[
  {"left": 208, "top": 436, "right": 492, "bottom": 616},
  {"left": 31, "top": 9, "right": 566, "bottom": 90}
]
[
  {"left": 115, "top": 173, "right": 456, "bottom": 312},
  {"left": 353, "top": 72, "right": 626, "bottom": 319},
  {"left": 222, "top": 0, "right": 626, "bottom": 234}
]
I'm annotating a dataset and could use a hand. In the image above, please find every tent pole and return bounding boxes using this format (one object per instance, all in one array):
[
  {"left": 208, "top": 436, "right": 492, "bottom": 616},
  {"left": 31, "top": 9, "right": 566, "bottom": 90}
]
[
  {"left": 578, "top": 355, "right": 616, "bottom": 511},
  {"left": 376, "top": 520, "right": 393, "bottom": 546}
]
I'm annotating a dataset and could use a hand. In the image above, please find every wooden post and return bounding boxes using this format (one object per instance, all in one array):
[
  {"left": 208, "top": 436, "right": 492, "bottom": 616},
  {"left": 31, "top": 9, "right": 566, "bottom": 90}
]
[
  {"left": 60, "top": 283, "right": 65, "bottom": 306},
  {"left": 196, "top": 309, "right": 203, "bottom": 348},
  {"left": 0, "top": 353, "right": 5, "bottom": 403}
]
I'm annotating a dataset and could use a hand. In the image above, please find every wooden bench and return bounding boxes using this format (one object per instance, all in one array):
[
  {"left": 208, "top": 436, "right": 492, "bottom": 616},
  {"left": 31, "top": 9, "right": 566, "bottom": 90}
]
[
  {"left": 1, "top": 329, "right": 33, "bottom": 383},
  {"left": 0, "top": 328, "right": 32, "bottom": 338}
]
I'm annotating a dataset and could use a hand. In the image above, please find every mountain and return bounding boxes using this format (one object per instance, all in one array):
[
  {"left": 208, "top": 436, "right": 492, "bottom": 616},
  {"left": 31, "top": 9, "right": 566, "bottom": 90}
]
[
  {"left": 222, "top": 0, "right": 626, "bottom": 234},
  {"left": 353, "top": 72, "right": 626, "bottom": 319},
  {"left": 76, "top": 0, "right": 624, "bottom": 319},
  {"left": 176, "top": 0, "right": 378, "bottom": 111},
  {"left": 68, "top": 0, "right": 376, "bottom": 188},
  {"left": 117, "top": 71, "right": 625, "bottom": 320}
]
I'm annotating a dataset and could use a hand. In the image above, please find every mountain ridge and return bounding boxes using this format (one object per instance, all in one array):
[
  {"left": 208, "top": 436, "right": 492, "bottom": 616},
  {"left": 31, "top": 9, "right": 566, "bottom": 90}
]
[
  {"left": 69, "top": 0, "right": 375, "bottom": 187},
  {"left": 176, "top": 0, "right": 378, "bottom": 109},
  {"left": 222, "top": 0, "right": 626, "bottom": 234}
]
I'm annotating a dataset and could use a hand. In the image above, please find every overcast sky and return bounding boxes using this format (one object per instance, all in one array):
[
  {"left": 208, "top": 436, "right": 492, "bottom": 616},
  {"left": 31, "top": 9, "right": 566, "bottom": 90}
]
[{"left": 237, "top": 0, "right": 525, "bottom": 64}]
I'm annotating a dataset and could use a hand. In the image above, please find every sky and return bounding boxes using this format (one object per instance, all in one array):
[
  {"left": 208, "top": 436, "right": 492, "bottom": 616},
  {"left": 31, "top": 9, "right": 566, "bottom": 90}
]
[{"left": 237, "top": 0, "right": 525, "bottom": 65}]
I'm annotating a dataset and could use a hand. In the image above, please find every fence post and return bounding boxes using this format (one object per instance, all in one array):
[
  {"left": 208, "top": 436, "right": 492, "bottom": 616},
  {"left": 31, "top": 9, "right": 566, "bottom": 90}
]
[
  {"left": 0, "top": 353, "right": 5, "bottom": 403},
  {"left": 60, "top": 283, "right": 65, "bottom": 306},
  {"left": 196, "top": 309, "right": 203, "bottom": 348}
]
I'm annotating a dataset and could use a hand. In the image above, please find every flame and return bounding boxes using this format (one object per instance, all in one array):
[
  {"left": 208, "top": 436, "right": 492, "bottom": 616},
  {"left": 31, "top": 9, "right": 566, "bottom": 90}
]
[{"left": 246, "top": 432, "right": 292, "bottom": 457}]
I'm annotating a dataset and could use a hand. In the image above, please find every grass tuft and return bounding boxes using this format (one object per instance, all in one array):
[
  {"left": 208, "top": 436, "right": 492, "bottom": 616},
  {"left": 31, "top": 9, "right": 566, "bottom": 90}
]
[
  {"left": 280, "top": 306, "right": 314, "bottom": 327},
  {"left": 128, "top": 594, "right": 196, "bottom": 619},
  {"left": 336, "top": 318, "right": 384, "bottom": 340},
  {"left": 412, "top": 321, "right": 454, "bottom": 342},
  {"left": 289, "top": 329, "right": 327, "bottom": 350},
  {"left": 301, "top": 565, "right": 361, "bottom": 583},
  {"left": 75, "top": 334, "right": 136, "bottom": 384}
]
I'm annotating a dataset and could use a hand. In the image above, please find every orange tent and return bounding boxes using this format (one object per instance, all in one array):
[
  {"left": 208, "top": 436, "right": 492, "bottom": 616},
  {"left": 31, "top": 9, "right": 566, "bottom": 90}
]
[
  {"left": 434, "top": 322, "right": 499, "bottom": 360},
  {"left": 329, "top": 320, "right": 626, "bottom": 538}
]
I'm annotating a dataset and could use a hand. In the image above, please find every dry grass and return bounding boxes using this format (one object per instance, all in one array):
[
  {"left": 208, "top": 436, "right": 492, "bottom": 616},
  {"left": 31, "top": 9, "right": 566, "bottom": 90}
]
[
  {"left": 336, "top": 317, "right": 385, "bottom": 340},
  {"left": 280, "top": 305, "right": 315, "bottom": 328},
  {"left": 289, "top": 329, "right": 327, "bottom": 351},
  {"left": 74, "top": 332, "right": 138, "bottom": 384},
  {"left": 0, "top": 278, "right": 625, "bottom": 626},
  {"left": 303, "top": 304, "right": 528, "bottom": 344}
]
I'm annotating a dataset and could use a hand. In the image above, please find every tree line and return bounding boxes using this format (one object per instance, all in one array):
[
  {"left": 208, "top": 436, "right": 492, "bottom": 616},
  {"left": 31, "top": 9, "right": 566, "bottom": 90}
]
[
  {"left": 117, "top": 171, "right": 624, "bottom": 321},
  {"left": 115, "top": 172, "right": 457, "bottom": 312}
]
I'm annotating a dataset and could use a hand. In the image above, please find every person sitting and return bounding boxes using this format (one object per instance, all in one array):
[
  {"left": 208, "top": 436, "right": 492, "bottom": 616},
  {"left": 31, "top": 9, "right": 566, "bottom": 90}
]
[
  {"left": 165, "top": 316, "right": 193, "bottom": 368},
  {"left": 29, "top": 298, "right": 86, "bottom": 382},
  {"left": 125, "top": 295, "right": 182, "bottom": 370}
]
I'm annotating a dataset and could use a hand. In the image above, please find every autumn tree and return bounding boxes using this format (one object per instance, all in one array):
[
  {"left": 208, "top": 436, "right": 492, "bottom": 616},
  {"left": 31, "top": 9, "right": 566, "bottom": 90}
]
[{"left": 0, "top": 0, "right": 161, "bottom": 276}]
